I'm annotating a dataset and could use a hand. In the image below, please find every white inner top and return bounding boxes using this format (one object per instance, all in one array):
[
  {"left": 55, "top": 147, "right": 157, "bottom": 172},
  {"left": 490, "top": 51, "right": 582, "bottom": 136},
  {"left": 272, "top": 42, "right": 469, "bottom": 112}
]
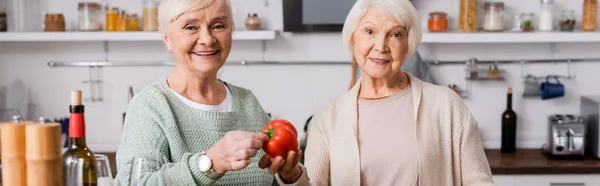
[{"left": 170, "top": 82, "right": 233, "bottom": 112}]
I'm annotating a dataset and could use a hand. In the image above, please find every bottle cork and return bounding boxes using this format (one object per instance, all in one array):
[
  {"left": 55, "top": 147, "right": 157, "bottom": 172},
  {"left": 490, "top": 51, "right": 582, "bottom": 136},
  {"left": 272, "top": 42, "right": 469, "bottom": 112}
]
[
  {"left": 1, "top": 122, "right": 28, "bottom": 186},
  {"left": 71, "top": 90, "right": 82, "bottom": 106},
  {"left": 25, "top": 123, "right": 63, "bottom": 186}
]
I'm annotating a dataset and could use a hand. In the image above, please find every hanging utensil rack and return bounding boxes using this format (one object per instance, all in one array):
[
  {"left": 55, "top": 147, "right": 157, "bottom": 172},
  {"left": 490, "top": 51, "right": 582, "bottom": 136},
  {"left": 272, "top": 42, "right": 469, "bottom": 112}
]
[{"left": 47, "top": 57, "right": 599, "bottom": 100}]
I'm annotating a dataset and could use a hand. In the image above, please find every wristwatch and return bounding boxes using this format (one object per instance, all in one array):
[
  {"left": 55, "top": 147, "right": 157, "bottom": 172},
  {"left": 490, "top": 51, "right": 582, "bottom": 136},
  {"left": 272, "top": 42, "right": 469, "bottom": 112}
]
[{"left": 197, "top": 151, "right": 224, "bottom": 180}]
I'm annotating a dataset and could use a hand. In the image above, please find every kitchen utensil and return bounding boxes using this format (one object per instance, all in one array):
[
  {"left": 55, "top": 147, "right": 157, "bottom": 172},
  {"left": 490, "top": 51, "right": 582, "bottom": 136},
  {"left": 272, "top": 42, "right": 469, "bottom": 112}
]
[
  {"left": 523, "top": 75, "right": 541, "bottom": 97},
  {"left": 541, "top": 75, "right": 565, "bottom": 100},
  {"left": 25, "top": 122, "right": 62, "bottom": 186},
  {"left": 1, "top": 121, "right": 27, "bottom": 186},
  {"left": 545, "top": 114, "right": 586, "bottom": 159},
  {"left": 581, "top": 96, "right": 600, "bottom": 159}
]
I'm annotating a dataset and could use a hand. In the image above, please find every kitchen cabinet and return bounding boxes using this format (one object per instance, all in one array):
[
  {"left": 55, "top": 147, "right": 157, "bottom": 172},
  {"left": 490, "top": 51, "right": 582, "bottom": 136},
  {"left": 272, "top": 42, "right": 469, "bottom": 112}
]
[
  {"left": 493, "top": 175, "right": 600, "bottom": 186},
  {"left": 493, "top": 175, "right": 516, "bottom": 186}
]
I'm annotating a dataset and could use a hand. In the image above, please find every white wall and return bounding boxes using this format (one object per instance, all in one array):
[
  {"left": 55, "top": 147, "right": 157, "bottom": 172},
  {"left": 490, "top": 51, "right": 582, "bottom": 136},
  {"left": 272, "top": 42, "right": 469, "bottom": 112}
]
[{"left": 1, "top": 0, "right": 599, "bottom": 152}]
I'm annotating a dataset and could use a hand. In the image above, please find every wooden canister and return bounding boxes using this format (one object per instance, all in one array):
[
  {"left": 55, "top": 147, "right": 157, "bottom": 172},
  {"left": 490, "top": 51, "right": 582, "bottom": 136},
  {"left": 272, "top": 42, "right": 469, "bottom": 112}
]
[
  {"left": 1, "top": 122, "right": 27, "bottom": 186},
  {"left": 25, "top": 123, "right": 63, "bottom": 186}
]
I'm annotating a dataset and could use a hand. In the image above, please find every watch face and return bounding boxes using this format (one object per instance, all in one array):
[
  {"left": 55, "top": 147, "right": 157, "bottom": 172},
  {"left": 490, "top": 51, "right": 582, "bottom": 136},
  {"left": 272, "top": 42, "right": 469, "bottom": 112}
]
[{"left": 198, "top": 155, "right": 212, "bottom": 172}]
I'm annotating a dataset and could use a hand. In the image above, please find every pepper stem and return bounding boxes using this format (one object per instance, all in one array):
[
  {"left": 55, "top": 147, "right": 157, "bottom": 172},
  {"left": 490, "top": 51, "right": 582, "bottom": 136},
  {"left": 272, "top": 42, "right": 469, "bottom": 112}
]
[{"left": 263, "top": 128, "right": 275, "bottom": 139}]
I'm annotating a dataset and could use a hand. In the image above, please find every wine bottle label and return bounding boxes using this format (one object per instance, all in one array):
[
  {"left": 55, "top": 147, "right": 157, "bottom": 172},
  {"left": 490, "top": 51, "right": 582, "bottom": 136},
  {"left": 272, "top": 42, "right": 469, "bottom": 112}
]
[{"left": 69, "top": 113, "right": 86, "bottom": 138}]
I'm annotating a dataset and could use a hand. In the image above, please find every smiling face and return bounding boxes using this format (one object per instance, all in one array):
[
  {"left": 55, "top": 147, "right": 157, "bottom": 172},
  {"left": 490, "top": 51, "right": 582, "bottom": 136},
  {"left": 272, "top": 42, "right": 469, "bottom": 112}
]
[
  {"left": 162, "top": 1, "right": 233, "bottom": 77},
  {"left": 352, "top": 5, "right": 409, "bottom": 80}
]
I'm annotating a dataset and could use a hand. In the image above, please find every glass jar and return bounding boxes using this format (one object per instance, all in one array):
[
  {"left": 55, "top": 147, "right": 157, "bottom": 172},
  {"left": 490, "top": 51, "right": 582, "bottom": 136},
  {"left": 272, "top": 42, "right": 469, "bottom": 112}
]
[
  {"left": 483, "top": 1, "right": 505, "bottom": 32},
  {"left": 459, "top": 0, "right": 478, "bottom": 32},
  {"left": 560, "top": 10, "right": 576, "bottom": 32},
  {"left": 78, "top": 2, "right": 103, "bottom": 31},
  {"left": 539, "top": 0, "right": 554, "bottom": 31},
  {"left": 143, "top": 0, "right": 158, "bottom": 31},
  {"left": 0, "top": 12, "right": 6, "bottom": 32},
  {"left": 428, "top": 12, "right": 448, "bottom": 32},
  {"left": 118, "top": 10, "right": 127, "bottom": 31},
  {"left": 522, "top": 13, "right": 534, "bottom": 31},
  {"left": 245, "top": 13, "right": 261, "bottom": 30},
  {"left": 511, "top": 14, "right": 523, "bottom": 32},
  {"left": 583, "top": 0, "right": 597, "bottom": 31},
  {"left": 105, "top": 7, "right": 119, "bottom": 31},
  {"left": 126, "top": 13, "right": 139, "bottom": 31}
]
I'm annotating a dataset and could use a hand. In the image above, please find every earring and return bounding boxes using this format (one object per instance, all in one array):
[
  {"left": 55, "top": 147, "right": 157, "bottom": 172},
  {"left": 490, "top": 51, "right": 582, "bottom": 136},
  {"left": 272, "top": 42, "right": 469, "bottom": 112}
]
[{"left": 167, "top": 47, "right": 172, "bottom": 53}]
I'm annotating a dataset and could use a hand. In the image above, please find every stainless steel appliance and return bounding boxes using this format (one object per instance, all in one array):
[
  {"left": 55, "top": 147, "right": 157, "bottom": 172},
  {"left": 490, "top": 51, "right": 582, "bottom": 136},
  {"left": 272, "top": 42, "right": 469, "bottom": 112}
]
[
  {"left": 581, "top": 96, "right": 600, "bottom": 158},
  {"left": 545, "top": 114, "right": 586, "bottom": 158}
]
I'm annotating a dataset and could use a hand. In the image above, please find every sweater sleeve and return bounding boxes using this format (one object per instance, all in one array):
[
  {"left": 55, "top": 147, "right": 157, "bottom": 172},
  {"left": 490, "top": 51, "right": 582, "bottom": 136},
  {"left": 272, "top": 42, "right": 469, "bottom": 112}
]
[
  {"left": 451, "top": 94, "right": 495, "bottom": 186},
  {"left": 115, "top": 94, "right": 217, "bottom": 186}
]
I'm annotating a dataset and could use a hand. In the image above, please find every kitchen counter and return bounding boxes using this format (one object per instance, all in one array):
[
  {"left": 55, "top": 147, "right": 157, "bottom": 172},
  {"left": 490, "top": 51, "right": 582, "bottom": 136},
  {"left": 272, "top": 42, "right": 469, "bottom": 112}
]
[
  {"left": 486, "top": 149, "right": 600, "bottom": 174},
  {"left": 99, "top": 149, "right": 600, "bottom": 178}
]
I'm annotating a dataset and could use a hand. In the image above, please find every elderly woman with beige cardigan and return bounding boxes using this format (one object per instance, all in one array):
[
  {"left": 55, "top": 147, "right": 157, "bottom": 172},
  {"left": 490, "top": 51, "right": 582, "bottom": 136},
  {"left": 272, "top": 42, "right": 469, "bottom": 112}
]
[{"left": 274, "top": 0, "right": 496, "bottom": 185}]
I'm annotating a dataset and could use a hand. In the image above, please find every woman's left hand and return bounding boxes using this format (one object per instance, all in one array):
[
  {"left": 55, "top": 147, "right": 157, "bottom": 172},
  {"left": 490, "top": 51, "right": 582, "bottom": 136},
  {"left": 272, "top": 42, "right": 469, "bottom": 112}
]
[{"left": 258, "top": 149, "right": 303, "bottom": 183}]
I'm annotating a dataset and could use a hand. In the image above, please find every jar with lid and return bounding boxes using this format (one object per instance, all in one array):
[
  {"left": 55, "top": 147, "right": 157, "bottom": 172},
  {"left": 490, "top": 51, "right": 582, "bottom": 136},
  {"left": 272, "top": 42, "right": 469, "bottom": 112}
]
[
  {"left": 126, "top": 13, "right": 139, "bottom": 31},
  {"left": 428, "top": 12, "right": 448, "bottom": 32},
  {"left": 105, "top": 7, "right": 119, "bottom": 31},
  {"left": 78, "top": 2, "right": 103, "bottom": 31},
  {"left": 459, "top": 0, "right": 478, "bottom": 32},
  {"left": 539, "top": 0, "right": 554, "bottom": 31},
  {"left": 583, "top": 0, "right": 597, "bottom": 31},
  {"left": 521, "top": 13, "right": 534, "bottom": 31},
  {"left": 483, "top": 2, "right": 505, "bottom": 32},
  {"left": 143, "top": 0, "right": 159, "bottom": 31},
  {"left": 0, "top": 12, "right": 6, "bottom": 32},
  {"left": 245, "top": 13, "right": 261, "bottom": 30},
  {"left": 560, "top": 10, "right": 576, "bottom": 32}
]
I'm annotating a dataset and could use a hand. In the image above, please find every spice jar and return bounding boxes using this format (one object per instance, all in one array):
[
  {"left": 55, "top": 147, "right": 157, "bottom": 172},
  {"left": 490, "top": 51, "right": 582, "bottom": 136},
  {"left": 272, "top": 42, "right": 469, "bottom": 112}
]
[
  {"left": 245, "top": 13, "right": 261, "bottom": 30},
  {"left": 106, "top": 7, "right": 119, "bottom": 31},
  {"left": 0, "top": 12, "right": 6, "bottom": 32},
  {"left": 560, "top": 10, "right": 576, "bottom": 32},
  {"left": 78, "top": 2, "right": 103, "bottom": 31},
  {"left": 483, "top": 2, "right": 505, "bottom": 32},
  {"left": 428, "top": 12, "right": 448, "bottom": 32},
  {"left": 118, "top": 10, "right": 127, "bottom": 31},
  {"left": 44, "top": 14, "right": 66, "bottom": 32},
  {"left": 126, "top": 13, "right": 140, "bottom": 31},
  {"left": 511, "top": 14, "right": 523, "bottom": 32},
  {"left": 143, "top": 0, "right": 159, "bottom": 31},
  {"left": 522, "top": 13, "right": 534, "bottom": 32},
  {"left": 583, "top": 0, "right": 597, "bottom": 31},
  {"left": 467, "top": 58, "right": 479, "bottom": 79},
  {"left": 539, "top": 0, "right": 554, "bottom": 31},
  {"left": 459, "top": 0, "right": 478, "bottom": 32},
  {"left": 488, "top": 64, "right": 500, "bottom": 79}
]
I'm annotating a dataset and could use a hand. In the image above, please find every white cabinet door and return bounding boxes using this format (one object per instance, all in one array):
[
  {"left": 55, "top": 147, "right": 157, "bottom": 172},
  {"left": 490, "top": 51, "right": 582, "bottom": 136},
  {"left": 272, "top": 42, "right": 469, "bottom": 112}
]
[
  {"left": 493, "top": 175, "right": 516, "bottom": 186},
  {"left": 515, "top": 175, "right": 600, "bottom": 186}
]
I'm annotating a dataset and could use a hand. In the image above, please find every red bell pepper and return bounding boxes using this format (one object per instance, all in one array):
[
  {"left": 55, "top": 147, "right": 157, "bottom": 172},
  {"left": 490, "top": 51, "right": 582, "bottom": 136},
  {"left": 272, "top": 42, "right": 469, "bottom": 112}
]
[{"left": 262, "top": 119, "right": 299, "bottom": 159}]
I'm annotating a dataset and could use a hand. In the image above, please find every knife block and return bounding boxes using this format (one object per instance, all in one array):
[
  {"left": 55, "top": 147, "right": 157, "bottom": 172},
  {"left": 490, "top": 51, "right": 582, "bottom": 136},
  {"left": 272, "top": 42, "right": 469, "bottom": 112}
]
[
  {"left": 25, "top": 122, "right": 63, "bottom": 186},
  {"left": 1, "top": 122, "right": 28, "bottom": 186}
]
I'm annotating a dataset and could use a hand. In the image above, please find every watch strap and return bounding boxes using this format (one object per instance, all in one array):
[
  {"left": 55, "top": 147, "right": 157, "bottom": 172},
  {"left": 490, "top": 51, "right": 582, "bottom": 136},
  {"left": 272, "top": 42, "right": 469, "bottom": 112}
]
[{"left": 198, "top": 151, "right": 224, "bottom": 180}]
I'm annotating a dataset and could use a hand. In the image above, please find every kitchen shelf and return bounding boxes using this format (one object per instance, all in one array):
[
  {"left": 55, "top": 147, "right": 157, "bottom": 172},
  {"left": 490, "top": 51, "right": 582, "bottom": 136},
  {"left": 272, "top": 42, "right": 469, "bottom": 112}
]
[
  {"left": 422, "top": 31, "right": 600, "bottom": 43},
  {"left": 0, "top": 30, "right": 277, "bottom": 41}
]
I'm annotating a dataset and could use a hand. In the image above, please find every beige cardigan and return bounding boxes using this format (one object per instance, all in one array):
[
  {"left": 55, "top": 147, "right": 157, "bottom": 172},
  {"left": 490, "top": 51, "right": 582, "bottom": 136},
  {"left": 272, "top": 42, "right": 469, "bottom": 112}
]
[{"left": 286, "top": 73, "right": 495, "bottom": 186}]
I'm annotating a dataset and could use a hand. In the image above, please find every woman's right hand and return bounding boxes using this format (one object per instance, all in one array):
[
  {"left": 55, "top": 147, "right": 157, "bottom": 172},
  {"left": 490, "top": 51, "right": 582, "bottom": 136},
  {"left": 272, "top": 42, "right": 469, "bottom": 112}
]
[{"left": 205, "top": 130, "right": 269, "bottom": 174}]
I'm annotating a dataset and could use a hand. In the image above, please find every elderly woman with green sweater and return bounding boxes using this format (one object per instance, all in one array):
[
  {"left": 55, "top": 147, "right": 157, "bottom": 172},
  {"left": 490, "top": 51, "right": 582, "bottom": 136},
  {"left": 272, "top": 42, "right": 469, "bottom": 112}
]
[{"left": 115, "top": 0, "right": 302, "bottom": 185}]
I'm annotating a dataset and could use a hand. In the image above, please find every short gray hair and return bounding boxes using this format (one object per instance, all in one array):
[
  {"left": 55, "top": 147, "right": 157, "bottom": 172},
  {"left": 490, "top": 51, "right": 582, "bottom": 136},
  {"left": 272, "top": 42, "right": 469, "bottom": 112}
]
[
  {"left": 341, "top": 0, "right": 422, "bottom": 60},
  {"left": 158, "top": 0, "right": 233, "bottom": 33}
]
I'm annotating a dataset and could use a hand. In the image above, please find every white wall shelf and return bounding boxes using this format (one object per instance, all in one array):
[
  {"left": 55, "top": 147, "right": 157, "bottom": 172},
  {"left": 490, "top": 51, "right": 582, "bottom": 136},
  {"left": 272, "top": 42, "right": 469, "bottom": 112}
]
[
  {"left": 0, "top": 30, "right": 277, "bottom": 42},
  {"left": 422, "top": 31, "right": 600, "bottom": 43}
]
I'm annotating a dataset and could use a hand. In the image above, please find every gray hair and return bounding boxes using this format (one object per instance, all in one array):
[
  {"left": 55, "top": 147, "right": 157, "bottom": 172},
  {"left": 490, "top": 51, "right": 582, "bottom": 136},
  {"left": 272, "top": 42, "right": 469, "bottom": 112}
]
[
  {"left": 341, "top": 0, "right": 422, "bottom": 60},
  {"left": 157, "top": 0, "right": 233, "bottom": 34}
]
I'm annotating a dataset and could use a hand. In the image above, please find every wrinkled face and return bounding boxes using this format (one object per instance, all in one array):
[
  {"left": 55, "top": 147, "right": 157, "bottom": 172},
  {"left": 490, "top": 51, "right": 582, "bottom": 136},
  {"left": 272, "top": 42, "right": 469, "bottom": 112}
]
[
  {"left": 163, "top": 2, "right": 233, "bottom": 76},
  {"left": 353, "top": 5, "right": 409, "bottom": 79}
]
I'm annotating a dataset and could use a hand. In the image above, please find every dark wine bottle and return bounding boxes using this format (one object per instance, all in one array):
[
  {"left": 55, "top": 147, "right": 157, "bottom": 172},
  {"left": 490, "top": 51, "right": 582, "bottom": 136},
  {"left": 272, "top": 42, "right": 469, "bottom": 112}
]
[
  {"left": 501, "top": 87, "right": 517, "bottom": 153},
  {"left": 63, "top": 90, "right": 98, "bottom": 186}
]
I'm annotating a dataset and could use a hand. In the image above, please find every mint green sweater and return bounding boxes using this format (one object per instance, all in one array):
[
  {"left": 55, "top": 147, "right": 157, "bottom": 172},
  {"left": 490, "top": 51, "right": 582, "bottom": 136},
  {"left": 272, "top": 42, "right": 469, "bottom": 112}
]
[{"left": 115, "top": 79, "right": 276, "bottom": 185}]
